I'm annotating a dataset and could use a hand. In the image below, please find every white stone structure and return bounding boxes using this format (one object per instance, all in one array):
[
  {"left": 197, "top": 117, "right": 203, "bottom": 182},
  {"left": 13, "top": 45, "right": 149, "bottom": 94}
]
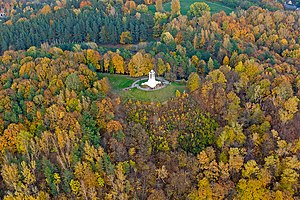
[{"left": 142, "top": 70, "right": 161, "bottom": 88}]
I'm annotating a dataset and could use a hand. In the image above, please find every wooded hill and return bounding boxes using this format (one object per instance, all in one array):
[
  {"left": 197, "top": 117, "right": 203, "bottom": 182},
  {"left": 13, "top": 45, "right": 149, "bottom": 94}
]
[{"left": 0, "top": 0, "right": 299, "bottom": 199}]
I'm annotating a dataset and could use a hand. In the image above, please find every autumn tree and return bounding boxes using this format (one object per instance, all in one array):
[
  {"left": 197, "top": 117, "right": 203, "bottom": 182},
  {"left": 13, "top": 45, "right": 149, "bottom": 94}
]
[
  {"left": 0, "top": 4, "right": 300, "bottom": 199},
  {"left": 123, "top": 0, "right": 136, "bottom": 13},
  {"left": 223, "top": 55, "right": 230, "bottom": 65},
  {"left": 189, "top": 178, "right": 213, "bottom": 199},
  {"left": 161, "top": 32, "right": 176, "bottom": 50},
  {"left": 171, "top": 0, "right": 180, "bottom": 15},
  {"left": 136, "top": 4, "right": 149, "bottom": 12},
  {"left": 80, "top": 0, "right": 92, "bottom": 8},
  {"left": 120, "top": 31, "right": 132, "bottom": 44},
  {"left": 112, "top": 54, "right": 125, "bottom": 74},
  {"left": 86, "top": 49, "right": 101, "bottom": 70},
  {"left": 216, "top": 122, "right": 246, "bottom": 149},
  {"left": 224, "top": 91, "right": 241, "bottom": 123},
  {"left": 157, "top": 58, "right": 166, "bottom": 76},
  {"left": 279, "top": 96, "right": 299, "bottom": 123},
  {"left": 39, "top": 4, "right": 51, "bottom": 15},
  {"left": 187, "top": 72, "right": 200, "bottom": 92},
  {"left": 128, "top": 52, "right": 154, "bottom": 77},
  {"left": 156, "top": 0, "right": 164, "bottom": 12},
  {"left": 207, "top": 57, "right": 214, "bottom": 71},
  {"left": 56, "top": 0, "right": 67, "bottom": 9}
]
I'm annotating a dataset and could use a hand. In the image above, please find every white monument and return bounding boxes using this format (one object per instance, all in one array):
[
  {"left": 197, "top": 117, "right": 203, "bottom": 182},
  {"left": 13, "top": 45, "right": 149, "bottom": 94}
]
[{"left": 142, "top": 70, "right": 161, "bottom": 88}]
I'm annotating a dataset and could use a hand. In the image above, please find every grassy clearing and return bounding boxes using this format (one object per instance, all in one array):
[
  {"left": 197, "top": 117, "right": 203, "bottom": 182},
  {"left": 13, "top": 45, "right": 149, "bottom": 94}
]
[
  {"left": 98, "top": 73, "right": 186, "bottom": 102},
  {"left": 148, "top": 0, "right": 234, "bottom": 15},
  {"left": 98, "top": 73, "right": 136, "bottom": 91},
  {"left": 119, "top": 82, "right": 186, "bottom": 102}
]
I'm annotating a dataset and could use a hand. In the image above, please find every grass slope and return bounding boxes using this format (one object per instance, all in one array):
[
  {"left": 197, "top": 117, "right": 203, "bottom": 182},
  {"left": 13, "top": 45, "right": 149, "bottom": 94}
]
[
  {"left": 98, "top": 73, "right": 135, "bottom": 90},
  {"left": 149, "top": 0, "right": 234, "bottom": 15},
  {"left": 119, "top": 82, "right": 186, "bottom": 102},
  {"left": 98, "top": 73, "right": 186, "bottom": 102}
]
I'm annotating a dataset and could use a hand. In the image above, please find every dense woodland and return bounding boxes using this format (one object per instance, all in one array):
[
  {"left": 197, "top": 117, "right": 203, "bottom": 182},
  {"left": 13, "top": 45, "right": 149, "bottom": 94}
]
[{"left": 0, "top": 0, "right": 300, "bottom": 199}]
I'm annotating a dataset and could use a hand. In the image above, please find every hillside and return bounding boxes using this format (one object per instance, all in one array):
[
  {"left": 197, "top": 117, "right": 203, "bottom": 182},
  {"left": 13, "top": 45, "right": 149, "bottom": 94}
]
[{"left": 0, "top": 0, "right": 299, "bottom": 199}]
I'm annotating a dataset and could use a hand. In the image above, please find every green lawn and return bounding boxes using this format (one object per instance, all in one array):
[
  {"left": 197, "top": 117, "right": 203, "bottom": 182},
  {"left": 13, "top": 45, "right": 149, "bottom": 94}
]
[
  {"left": 98, "top": 73, "right": 186, "bottom": 102},
  {"left": 98, "top": 73, "right": 135, "bottom": 91},
  {"left": 148, "top": 0, "right": 234, "bottom": 15},
  {"left": 119, "top": 82, "right": 186, "bottom": 102}
]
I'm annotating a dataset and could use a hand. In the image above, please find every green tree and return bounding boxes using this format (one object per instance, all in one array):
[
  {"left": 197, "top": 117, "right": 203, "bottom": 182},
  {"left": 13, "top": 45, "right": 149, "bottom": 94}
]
[
  {"left": 207, "top": 57, "right": 214, "bottom": 72},
  {"left": 157, "top": 58, "right": 166, "bottom": 75},
  {"left": 65, "top": 73, "right": 83, "bottom": 92},
  {"left": 188, "top": 2, "right": 210, "bottom": 18}
]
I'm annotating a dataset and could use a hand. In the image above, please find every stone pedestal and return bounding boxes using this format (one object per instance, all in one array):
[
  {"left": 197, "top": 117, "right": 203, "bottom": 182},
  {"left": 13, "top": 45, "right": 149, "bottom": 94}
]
[{"left": 142, "top": 70, "right": 160, "bottom": 88}]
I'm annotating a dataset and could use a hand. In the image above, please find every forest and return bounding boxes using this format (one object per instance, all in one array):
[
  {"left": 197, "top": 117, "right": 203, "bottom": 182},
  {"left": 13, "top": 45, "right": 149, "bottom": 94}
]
[{"left": 0, "top": 0, "right": 300, "bottom": 199}]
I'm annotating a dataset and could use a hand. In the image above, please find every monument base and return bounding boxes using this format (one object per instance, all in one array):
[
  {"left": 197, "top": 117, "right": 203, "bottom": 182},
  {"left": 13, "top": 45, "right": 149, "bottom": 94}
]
[
  {"left": 142, "top": 69, "right": 161, "bottom": 88},
  {"left": 142, "top": 79, "right": 161, "bottom": 88}
]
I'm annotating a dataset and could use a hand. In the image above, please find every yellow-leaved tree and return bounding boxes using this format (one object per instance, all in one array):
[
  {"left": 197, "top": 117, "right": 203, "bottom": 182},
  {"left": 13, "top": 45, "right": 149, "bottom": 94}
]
[
  {"left": 112, "top": 53, "right": 125, "bottom": 74},
  {"left": 187, "top": 72, "right": 200, "bottom": 92},
  {"left": 128, "top": 52, "right": 153, "bottom": 77},
  {"left": 86, "top": 49, "right": 101, "bottom": 70},
  {"left": 171, "top": 0, "right": 181, "bottom": 15},
  {"left": 39, "top": 4, "right": 52, "bottom": 15},
  {"left": 120, "top": 31, "right": 132, "bottom": 44}
]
